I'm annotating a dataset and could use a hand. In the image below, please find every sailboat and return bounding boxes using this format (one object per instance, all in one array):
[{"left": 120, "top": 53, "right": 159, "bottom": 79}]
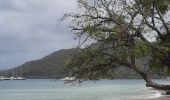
[
  {"left": 0, "top": 76, "right": 10, "bottom": 80},
  {"left": 61, "top": 77, "right": 76, "bottom": 81},
  {"left": 4, "top": 68, "right": 26, "bottom": 80},
  {"left": 14, "top": 67, "right": 26, "bottom": 80}
]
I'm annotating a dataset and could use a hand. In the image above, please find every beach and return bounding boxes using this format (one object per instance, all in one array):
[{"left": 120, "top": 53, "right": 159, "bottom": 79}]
[
  {"left": 149, "top": 96, "right": 170, "bottom": 100},
  {"left": 0, "top": 79, "right": 169, "bottom": 100}
]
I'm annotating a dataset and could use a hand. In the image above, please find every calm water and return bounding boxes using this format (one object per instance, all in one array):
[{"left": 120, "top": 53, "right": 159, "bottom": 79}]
[{"left": 0, "top": 79, "right": 168, "bottom": 100}]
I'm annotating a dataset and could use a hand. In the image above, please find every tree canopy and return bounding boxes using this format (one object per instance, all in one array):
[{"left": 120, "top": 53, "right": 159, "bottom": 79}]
[{"left": 63, "top": 0, "right": 170, "bottom": 90}]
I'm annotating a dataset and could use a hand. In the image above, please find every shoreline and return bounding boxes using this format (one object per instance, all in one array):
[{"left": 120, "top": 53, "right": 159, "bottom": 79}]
[
  {"left": 149, "top": 95, "right": 170, "bottom": 100},
  {"left": 145, "top": 90, "right": 170, "bottom": 100}
]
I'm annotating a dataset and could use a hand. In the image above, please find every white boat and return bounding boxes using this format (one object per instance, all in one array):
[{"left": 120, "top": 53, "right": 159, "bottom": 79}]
[
  {"left": 0, "top": 76, "right": 10, "bottom": 80},
  {"left": 0, "top": 76, "right": 26, "bottom": 81},
  {"left": 11, "top": 76, "right": 26, "bottom": 80},
  {"left": 17, "top": 77, "right": 26, "bottom": 80},
  {"left": 3, "top": 78, "right": 10, "bottom": 80},
  {"left": 61, "top": 77, "right": 76, "bottom": 81},
  {"left": 10, "top": 76, "right": 18, "bottom": 80}
]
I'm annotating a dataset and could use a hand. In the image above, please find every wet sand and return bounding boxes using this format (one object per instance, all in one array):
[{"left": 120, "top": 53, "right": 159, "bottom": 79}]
[
  {"left": 135, "top": 95, "right": 170, "bottom": 100},
  {"left": 150, "top": 96, "right": 170, "bottom": 100},
  {"left": 134, "top": 88, "right": 170, "bottom": 100},
  {"left": 146, "top": 88, "right": 170, "bottom": 100}
]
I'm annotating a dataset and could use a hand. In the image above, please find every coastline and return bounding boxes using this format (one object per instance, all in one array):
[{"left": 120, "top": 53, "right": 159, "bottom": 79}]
[
  {"left": 144, "top": 90, "right": 170, "bottom": 100},
  {"left": 149, "top": 96, "right": 170, "bottom": 100}
]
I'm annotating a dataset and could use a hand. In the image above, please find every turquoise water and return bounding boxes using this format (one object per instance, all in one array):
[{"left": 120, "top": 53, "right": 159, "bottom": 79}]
[{"left": 0, "top": 79, "right": 167, "bottom": 100}]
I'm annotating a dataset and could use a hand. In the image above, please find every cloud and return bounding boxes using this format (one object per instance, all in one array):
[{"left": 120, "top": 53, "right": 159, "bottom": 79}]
[{"left": 0, "top": 0, "right": 78, "bottom": 69}]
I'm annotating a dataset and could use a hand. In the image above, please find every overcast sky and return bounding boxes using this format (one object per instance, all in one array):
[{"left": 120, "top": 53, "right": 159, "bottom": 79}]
[{"left": 0, "top": 0, "right": 79, "bottom": 69}]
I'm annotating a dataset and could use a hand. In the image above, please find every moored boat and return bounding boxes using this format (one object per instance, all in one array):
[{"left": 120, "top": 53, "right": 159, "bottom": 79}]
[
  {"left": 17, "top": 77, "right": 26, "bottom": 80},
  {"left": 0, "top": 76, "right": 26, "bottom": 81},
  {"left": 61, "top": 77, "right": 76, "bottom": 81},
  {"left": 0, "top": 76, "right": 10, "bottom": 80}
]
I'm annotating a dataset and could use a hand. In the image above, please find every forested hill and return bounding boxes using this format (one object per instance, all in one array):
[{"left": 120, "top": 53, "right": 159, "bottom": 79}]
[
  {"left": 0, "top": 48, "right": 79, "bottom": 79},
  {"left": 0, "top": 47, "right": 165, "bottom": 79}
]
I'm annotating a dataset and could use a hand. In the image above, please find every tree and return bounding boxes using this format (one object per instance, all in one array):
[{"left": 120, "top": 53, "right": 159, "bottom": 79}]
[{"left": 63, "top": 0, "right": 170, "bottom": 91}]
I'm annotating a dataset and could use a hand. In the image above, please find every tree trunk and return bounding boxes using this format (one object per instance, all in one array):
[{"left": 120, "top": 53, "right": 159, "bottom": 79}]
[
  {"left": 134, "top": 67, "right": 170, "bottom": 91},
  {"left": 122, "top": 62, "right": 170, "bottom": 91}
]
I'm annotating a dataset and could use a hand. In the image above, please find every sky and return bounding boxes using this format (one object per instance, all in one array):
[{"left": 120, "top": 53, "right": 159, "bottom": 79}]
[{"left": 0, "top": 0, "right": 78, "bottom": 69}]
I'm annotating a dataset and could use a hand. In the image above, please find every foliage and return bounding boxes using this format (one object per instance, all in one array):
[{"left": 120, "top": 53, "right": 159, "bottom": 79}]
[
  {"left": 138, "top": 0, "right": 170, "bottom": 14},
  {"left": 149, "top": 41, "right": 170, "bottom": 74},
  {"left": 64, "top": 0, "right": 170, "bottom": 80},
  {"left": 135, "top": 39, "right": 150, "bottom": 58}
]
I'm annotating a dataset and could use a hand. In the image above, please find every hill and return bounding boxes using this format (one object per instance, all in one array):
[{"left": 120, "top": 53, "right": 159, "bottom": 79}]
[
  {"left": 0, "top": 47, "right": 166, "bottom": 79},
  {"left": 0, "top": 48, "right": 80, "bottom": 79}
]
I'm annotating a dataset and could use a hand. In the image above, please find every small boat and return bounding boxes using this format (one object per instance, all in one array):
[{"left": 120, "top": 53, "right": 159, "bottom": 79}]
[
  {"left": 3, "top": 78, "right": 10, "bottom": 80},
  {"left": 0, "top": 76, "right": 26, "bottom": 81},
  {"left": 17, "top": 77, "right": 26, "bottom": 80},
  {"left": 10, "top": 76, "right": 17, "bottom": 80},
  {"left": 0, "top": 76, "right": 10, "bottom": 80},
  {"left": 10, "top": 76, "right": 26, "bottom": 80},
  {"left": 61, "top": 77, "right": 76, "bottom": 81}
]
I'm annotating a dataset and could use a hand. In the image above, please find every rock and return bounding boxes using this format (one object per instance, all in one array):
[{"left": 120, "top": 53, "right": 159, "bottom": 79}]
[{"left": 162, "top": 91, "right": 170, "bottom": 95}]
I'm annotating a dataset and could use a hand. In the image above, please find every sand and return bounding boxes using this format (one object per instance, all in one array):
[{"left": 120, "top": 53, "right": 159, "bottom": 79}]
[{"left": 150, "top": 96, "right": 170, "bottom": 100}]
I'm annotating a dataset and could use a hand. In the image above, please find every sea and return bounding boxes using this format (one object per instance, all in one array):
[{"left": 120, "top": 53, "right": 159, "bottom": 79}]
[{"left": 0, "top": 79, "right": 169, "bottom": 100}]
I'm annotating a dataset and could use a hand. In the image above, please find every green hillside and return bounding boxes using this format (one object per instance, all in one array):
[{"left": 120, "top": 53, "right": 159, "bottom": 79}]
[
  {"left": 0, "top": 47, "right": 166, "bottom": 79},
  {"left": 0, "top": 48, "right": 80, "bottom": 79}
]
